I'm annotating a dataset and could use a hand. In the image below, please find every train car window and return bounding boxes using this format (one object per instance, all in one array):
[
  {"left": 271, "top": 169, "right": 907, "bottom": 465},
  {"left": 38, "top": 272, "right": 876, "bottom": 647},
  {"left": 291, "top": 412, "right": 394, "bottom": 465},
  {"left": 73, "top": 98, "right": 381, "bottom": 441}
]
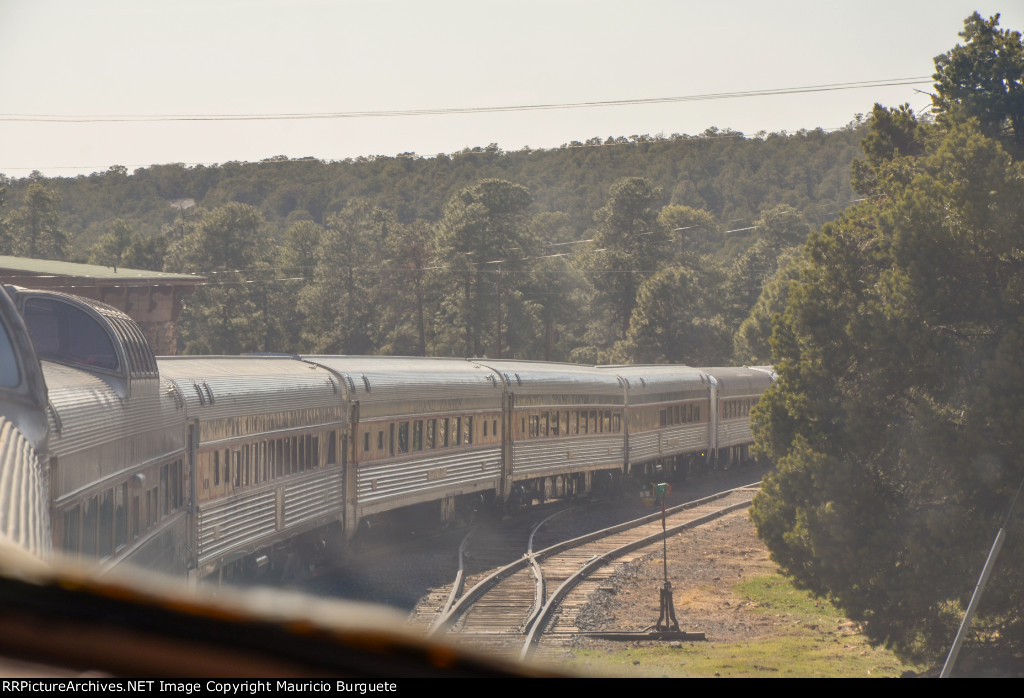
[
  {"left": 413, "top": 420, "right": 423, "bottom": 451},
  {"left": 63, "top": 505, "right": 81, "bottom": 554},
  {"left": 440, "top": 418, "right": 449, "bottom": 447},
  {"left": 176, "top": 461, "right": 184, "bottom": 508},
  {"left": 493, "top": 419, "right": 498, "bottom": 439},
  {"left": 115, "top": 483, "right": 127, "bottom": 550},
  {"left": 364, "top": 432, "right": 370, "bottom": 453},
  {"left": 82, "top": 495, "right": 98, "bottom": 557},
  {"left": 328, "top": 431, "right": 337, "bottom": 465},
  {"left": 398, "top": 422, "right": 409, "bottom": 454},
  {"left": 99, "top": 489, "right": 114, "bottom": 558},
  {"left": 483, "top": 420, "right": 488, "bottom": 438},
  {"left": 23, "top": 298, "right": 120, "bottom": 371},
  {"left": 0, "top": 319, "right": 19, "bottom": 387},
  {"left": 604, "top": 411, "right": 611, "bottom": 433},
  {"left": 377, "top": 430, "right": 384, "bottom": 452},
  {"left": 161, "top": 465, "right": 169, "bottom": 516},
  {"left": 453, "top": 417, "right": 462, "bottom": 446},
  {"left": 427, "top": 419, "right": 436, "bottom": 449},
  {"left": 465, "top": 417, "right": 473, "bottom": 445},
  {"left": 130, "top": 495, "right": 139, "bottom": 541},
  {"left": 613, "top": 414, "right": 621, "bottom": 432},
  {"left": 389, "top": 423, "right": 395, "bottom": 456}
]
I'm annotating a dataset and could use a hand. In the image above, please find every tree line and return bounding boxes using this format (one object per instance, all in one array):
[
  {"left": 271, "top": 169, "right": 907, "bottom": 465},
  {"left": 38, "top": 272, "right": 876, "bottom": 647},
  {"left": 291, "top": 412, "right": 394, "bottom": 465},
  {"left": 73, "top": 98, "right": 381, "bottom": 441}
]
[
  {"left": 148, "top": 176, "right": 806, "bottom": 364},
  {"left": 0, "top": 121, "right": 848, "bottom": 365}
]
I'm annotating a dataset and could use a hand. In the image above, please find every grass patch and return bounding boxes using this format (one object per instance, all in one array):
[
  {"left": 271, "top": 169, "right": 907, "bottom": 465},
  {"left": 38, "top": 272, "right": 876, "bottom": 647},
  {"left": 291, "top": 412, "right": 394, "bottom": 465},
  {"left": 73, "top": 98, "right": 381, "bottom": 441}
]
[{"left": 564, "top": 573, "right": 928, "bottom": 677}]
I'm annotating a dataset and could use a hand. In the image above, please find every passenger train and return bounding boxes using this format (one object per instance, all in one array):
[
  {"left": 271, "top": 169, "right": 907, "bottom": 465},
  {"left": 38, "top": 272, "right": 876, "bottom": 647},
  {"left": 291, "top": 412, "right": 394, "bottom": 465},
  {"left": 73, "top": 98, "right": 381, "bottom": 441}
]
[{"left": 0, "top": 285, "right": 772, "bottom": 582}]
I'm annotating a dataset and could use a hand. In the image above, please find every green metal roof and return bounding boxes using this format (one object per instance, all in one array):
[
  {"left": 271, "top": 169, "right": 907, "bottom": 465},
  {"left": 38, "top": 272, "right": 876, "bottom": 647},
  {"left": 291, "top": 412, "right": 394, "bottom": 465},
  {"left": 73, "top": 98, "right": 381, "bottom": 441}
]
[{"left": 0, "top": 256, "right": 203, "bottom": 283}]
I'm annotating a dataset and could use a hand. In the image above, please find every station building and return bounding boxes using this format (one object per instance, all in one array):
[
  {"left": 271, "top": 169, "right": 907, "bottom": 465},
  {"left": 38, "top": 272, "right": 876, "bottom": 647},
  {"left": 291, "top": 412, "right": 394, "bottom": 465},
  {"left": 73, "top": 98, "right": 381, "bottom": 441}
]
[{"left": 0, "top": 256, "right": 203, "bottom": 355}]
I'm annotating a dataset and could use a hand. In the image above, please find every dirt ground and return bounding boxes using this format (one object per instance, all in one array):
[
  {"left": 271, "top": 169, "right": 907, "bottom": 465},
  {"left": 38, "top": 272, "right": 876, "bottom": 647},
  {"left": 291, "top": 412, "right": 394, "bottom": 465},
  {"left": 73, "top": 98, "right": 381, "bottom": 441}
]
[
  {"left": 569, "top": 508, "right": 1024, "bottom": 677},
  {"left": 574, "top": 508, "right": 792, "bottom": 641}
]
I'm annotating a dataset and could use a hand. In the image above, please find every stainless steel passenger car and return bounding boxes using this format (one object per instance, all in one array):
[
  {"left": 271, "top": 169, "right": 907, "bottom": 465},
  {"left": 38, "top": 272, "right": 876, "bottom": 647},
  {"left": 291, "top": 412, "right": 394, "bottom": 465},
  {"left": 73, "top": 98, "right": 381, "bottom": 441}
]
[
  {"left": 158, "top": 356, "right": 348, "bottom": 581},
  {"left": 15, "top": 289, "right": 188, "bottom": 574},
  {"left": 609, "top": 364, "right": 712, "bottom": 471},
  {"left": 0, "top": 287, "right": 50, "bottom": 560},
  {"left": 702, "top": 366, "right": 775, "bottom": 464},
  {"left": 303, "top": 356, "right": 505, "bottom": 531},
  {"left": 475, "top": 360, "right": 627, "bottom": 501}
]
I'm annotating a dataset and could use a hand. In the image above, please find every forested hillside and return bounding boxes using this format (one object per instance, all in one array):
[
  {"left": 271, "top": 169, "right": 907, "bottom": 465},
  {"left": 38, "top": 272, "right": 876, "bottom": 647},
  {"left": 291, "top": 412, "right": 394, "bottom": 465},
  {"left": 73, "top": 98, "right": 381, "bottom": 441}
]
[{"left": 0, "top": 122, "right": 867, "bottom": 363}]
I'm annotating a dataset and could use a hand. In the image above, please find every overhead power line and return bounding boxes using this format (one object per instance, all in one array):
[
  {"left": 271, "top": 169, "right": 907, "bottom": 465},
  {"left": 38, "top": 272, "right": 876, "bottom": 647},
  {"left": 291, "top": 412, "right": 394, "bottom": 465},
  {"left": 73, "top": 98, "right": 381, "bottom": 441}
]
[{"left": 0, "top": 78, "right": 931, "bottom": 124}]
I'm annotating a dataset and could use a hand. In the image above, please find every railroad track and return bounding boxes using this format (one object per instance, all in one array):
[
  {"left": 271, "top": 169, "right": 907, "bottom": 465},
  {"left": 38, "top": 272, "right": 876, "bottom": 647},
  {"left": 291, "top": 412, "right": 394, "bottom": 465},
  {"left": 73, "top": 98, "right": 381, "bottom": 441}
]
[{"left": 413, "top": 482, "right": 760, "bottom": 661}]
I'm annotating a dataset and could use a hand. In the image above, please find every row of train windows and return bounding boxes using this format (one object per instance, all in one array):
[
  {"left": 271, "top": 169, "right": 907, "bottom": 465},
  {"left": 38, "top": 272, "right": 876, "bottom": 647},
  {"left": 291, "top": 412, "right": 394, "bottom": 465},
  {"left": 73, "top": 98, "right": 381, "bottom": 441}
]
[
  {"left": 364, "top": 417, "right": 496, "bottom": 455},
  {"left": 205, "top": 431, "right": 337, "bottom": 491},
  {"left": 723, "top": 399, "right": 755, "bottom": 420},
  {"left": 659, "top": 404, "right": 702, "bottom": 427},
  {"left": 61, "top": 460, "right": 184, "bottom": 559},
  {"left": 522, "top": 410, "right": 621, "bottom": 439},
  {"left": 201, "top": 408, "right": 342, "bottom": 442}
]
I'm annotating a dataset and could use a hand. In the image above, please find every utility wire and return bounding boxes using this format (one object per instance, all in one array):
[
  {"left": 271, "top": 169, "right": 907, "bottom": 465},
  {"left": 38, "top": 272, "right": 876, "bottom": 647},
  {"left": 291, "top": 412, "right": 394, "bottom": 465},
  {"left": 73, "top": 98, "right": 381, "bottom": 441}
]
[{"left": 0, "top": 78, "right": 931, "bottom": 124}]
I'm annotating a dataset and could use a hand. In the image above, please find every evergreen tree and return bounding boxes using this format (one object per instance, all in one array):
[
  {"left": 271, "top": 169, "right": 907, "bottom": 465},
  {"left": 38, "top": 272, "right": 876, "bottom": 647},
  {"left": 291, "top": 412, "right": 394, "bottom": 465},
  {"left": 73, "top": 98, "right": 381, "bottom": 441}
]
[
  {"left": 750, "top": 119, "right": 1024, "bottom": 660},
  {"left": 433, "top": 180, "right": 535, "bottom": 357},
  {"left": 582, "top": 177, "right": 667, "bottom": 345},
  {"left": 6, "top": 174, "right": 67, "bottom": 260},
  {"left": 164, "top": 203, "right": 273, "bottom": 354},
  {"left": 933, "top": 13, "right": 1024, "bottom": 153},
  {"left": 299, "top": 200, "right": 392, "bottom": 355}
]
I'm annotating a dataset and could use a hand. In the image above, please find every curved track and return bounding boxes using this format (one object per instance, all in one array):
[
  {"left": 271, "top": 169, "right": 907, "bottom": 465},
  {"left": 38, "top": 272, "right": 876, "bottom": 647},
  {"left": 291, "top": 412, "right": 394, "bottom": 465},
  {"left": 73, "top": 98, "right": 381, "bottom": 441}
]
[{"left": 416, "top": 483, "right": 759, "bottom": 661}]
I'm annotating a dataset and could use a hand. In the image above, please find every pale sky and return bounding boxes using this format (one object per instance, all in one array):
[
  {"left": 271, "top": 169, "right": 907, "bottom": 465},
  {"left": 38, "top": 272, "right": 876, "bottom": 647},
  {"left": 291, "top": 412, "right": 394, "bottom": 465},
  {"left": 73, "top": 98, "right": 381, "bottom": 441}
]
[{"left": 0, "top": 0, "right": 1019, "bottom": 178}]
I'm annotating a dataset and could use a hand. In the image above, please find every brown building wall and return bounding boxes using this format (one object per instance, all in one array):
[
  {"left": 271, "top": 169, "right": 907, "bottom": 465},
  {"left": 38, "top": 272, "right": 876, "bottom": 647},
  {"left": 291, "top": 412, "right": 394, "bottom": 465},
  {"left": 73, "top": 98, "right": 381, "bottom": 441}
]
[{"left": 0, "top": 272, "right": 198, "bottom": 356}]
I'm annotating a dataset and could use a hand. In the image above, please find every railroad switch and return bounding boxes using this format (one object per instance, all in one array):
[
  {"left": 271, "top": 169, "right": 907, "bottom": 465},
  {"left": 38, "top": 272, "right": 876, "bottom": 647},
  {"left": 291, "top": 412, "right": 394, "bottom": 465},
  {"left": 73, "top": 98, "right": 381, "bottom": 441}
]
[
  {"left": 654, "top": 483, "right": 680, "bottom": 632},
  {"left": 656, "top": 580, "right": 680, "bottom": 632}
]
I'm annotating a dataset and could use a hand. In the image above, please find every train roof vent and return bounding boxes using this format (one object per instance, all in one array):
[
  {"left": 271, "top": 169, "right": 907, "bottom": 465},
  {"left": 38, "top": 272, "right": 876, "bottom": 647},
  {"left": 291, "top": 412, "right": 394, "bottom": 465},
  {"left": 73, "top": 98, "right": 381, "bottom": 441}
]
[
  {"left": 502, "top": 372, "right": 512, "bottom": 384},
  {"left": 362, "top": 374, "right": 372, "bottom": 392},
  {"left": 327, "top": 376, "right": 338, "bottom": 394},
  {"left": 109, "top": 315, "right": 158, "bottom": 378},
  {"left": 514, "top": 373, "right": 523, "bottom": 386},
  {"left": 202, "top": 382, "right": 215, "bottom": 404},
  {"left": 167, "top": 384, "right": 184, "bottom": 409},
  {"left": 488, "top": 374, "right": 498, "bottom": 387},
  {"left": 193, "top": 384, "right": 206, "bottom": 405},
  {"left": 345, "top": 375, "right": 356, "bottom": 393},
  {"left": 639, "top": 377, "right": 647, "bottom": 387},
  {"left": 47, "top": 400, "right": 62, "bottom": 434}
]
